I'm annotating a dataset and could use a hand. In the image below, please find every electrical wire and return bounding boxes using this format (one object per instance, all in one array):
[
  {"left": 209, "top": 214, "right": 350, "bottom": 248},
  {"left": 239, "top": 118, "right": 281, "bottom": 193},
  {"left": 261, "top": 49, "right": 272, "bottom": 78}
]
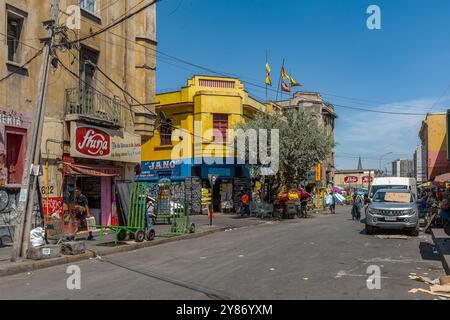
[
  {"left": 69, "top": 0, "right": 160, "bottom": 44},
  {"left": 332, "top": 104, "right": 428, "bottom": 116},
  {"left": 0, "top": 47, "right": 44, "bottom": 82}
]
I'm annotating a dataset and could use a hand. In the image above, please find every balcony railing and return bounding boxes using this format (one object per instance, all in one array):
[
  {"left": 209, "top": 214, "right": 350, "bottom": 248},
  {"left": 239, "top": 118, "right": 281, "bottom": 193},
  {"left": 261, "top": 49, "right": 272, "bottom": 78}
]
[{"left": 65, "top": 88, "right": 124, "bottom": 127}]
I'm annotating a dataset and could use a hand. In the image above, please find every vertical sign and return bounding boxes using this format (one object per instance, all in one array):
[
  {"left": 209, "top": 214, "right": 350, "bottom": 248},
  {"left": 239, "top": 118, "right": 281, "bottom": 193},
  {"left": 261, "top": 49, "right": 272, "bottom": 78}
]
[{"left": 315, "top": 163, "right": 322, "bottom": 182}]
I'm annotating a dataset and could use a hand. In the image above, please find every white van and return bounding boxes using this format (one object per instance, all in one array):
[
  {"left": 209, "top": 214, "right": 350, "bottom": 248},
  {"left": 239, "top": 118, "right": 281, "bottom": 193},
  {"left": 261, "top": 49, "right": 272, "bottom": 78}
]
[{"left": 368, "top": 177, "right": 418, "bottom": 201}]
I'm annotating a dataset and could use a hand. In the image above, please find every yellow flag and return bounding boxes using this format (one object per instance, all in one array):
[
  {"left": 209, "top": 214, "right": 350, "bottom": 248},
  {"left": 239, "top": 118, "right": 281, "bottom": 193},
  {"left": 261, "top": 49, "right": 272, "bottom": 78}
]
[{"left": 265, "top": 63, "right": 272, "bottom": 86}]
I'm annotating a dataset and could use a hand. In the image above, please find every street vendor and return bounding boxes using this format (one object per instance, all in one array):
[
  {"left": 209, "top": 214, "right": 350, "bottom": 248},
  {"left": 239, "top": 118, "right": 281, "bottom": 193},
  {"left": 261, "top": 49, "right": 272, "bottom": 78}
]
[{"left": 74, "top": 187, "right": 94, "bottom": 241}]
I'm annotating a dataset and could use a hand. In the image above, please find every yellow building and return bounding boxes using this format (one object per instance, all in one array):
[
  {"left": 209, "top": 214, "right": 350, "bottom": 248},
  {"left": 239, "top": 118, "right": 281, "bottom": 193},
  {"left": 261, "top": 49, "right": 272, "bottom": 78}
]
[
  {"left": 0, "top": 0, "right": 156, "bottom": 231},
  {"left": 419, "top": 112, "right": 450, "bottom": 180},
  {"left": 141, "top": 75, "right": 268, "bottom": 213}
]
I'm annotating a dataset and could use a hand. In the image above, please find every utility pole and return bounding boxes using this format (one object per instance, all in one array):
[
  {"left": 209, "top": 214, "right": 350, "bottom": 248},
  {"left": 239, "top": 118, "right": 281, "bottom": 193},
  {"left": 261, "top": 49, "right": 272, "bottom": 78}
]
[{"left": 11, "top": 0, "right": 61, "bottom": 262}]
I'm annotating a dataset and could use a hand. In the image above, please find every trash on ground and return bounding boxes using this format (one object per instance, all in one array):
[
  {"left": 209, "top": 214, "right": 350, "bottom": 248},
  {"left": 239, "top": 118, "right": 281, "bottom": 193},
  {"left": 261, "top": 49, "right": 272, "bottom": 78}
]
[
  {"left": 376, "top": 235, "right": 409, "bottom": 240},
  {"left": 409, "top": 288, "right": 450, "bottom": 299}
]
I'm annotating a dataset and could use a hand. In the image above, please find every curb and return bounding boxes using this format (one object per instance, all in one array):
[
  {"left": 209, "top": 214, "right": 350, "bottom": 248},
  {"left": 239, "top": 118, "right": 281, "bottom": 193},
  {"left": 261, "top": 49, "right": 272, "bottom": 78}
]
[
  {"left": 431, "top": 228, "right": 450, "bottom": 275},
  {"left": 0, "top": 223, "right": 262, "bottom": 278}
]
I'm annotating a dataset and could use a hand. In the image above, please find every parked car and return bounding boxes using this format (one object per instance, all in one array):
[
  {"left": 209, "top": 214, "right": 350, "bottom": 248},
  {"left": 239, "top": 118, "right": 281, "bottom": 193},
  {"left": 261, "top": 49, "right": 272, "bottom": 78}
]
[{"left": 365, "top": 189, "right": 419, "bottom": 236}]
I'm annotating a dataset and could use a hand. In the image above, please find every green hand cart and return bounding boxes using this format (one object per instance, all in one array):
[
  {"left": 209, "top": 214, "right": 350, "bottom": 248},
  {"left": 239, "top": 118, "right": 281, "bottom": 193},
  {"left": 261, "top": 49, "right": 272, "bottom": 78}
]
[{"left": 96, "top": 182, "right": 156, "bottom": 244}]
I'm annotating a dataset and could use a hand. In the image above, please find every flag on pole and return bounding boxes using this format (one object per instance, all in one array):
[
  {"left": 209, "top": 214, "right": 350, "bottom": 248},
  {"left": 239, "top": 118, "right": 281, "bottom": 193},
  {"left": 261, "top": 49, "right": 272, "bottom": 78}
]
[
  {"left": 265, "top": 63, "right": 272, "bottom": 86},
  {"left": 281, "top": 80, "right": 291, "bottom": 92},
  {"left": 282, "top": 66, "right": 301, "bottom": 87},
  {"left": 281, "top": 67, "right": 288, "bottom": 80},
  {"left": 288, "top": 75, "right": 301, "bottom": 87}
]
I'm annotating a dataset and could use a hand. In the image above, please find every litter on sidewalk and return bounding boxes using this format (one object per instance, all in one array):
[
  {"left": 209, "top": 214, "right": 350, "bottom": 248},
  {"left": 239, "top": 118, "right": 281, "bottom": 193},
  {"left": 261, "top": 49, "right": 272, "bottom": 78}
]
[{"left": 409, "top": 273, "right": 450, "bottom": 299}]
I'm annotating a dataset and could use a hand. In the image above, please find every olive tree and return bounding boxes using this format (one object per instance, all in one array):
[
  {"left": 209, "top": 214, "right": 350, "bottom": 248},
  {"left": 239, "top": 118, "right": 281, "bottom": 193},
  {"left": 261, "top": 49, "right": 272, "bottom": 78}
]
[{"left": 234, "top": 108, "right": 333, "bottom": 192}]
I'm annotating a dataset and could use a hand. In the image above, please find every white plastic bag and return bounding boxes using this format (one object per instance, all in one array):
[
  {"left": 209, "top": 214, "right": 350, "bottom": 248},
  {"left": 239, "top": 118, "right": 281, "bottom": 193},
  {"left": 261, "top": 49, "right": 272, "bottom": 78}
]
[{"left": 30, "top": 227, "right": 45, "bottom": 247}]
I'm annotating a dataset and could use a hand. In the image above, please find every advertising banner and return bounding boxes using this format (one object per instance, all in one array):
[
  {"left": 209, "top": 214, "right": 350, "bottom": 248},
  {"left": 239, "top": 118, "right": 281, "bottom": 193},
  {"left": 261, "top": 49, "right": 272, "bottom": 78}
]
[{"left": 70, "top": 123, "right": 141, "bottom": 163}]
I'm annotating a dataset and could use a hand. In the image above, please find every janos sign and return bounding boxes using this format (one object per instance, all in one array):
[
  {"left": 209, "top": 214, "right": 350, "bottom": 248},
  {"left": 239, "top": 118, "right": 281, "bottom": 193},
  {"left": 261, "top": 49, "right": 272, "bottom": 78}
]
[
  {"left": 344, "top": 176, "right": 359, "bottom": 184},
  {"left": 362, "top": 176, "right": 374, "bottom": 184},
  {"left": 70, "top": 123, "right": 141, "bottom": 163},
  {"left": 76, "top": 127, "right": 111, "bottom": 157},
  {"left": 141, "top": 160, "right": 182, "bottom": 178}
]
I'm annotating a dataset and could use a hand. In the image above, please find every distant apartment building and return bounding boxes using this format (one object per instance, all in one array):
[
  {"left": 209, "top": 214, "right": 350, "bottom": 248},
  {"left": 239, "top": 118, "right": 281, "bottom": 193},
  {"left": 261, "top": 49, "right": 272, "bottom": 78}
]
[
  {"left": 392, "top": 159, "right": 414, "bottom": 178},
  {"left": 413, "top": 145, "right": 427, "bottom": 183}
]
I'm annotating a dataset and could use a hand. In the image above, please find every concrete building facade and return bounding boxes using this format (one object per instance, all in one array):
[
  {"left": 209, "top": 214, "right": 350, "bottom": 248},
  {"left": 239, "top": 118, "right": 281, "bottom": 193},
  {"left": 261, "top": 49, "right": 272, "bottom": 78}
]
[
  {"left": 392, "top": 159, "right": 414, "bottom": 178},
  {"left": 419, "top": 113, "right": 450, "bottom": 181},
  {"left": 413, "top": 145, "right": 427, "bottom": 183},
  {"left": 0, "top": 0, "right": 156, "bottom": 238}
]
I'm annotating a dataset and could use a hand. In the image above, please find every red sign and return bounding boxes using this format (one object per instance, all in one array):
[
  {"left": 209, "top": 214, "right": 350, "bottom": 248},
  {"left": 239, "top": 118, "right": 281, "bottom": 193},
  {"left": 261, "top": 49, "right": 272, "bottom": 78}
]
[
  {"left": 362, "top": 176, "right": 374, "bottom": 184},
  {"left": 344, "top": 176, "right": 358, "bottom": 184},
  {"left": 75, "top": 127, "right": 110, "bottom": 157},
  {"left": 42, "top": 197, "right": 63, "bottom": 216}
]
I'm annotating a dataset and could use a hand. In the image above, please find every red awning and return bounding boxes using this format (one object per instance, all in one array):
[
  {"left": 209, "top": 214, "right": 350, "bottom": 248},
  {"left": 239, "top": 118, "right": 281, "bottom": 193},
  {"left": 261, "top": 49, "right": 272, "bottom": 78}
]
[
  {"left": 63, "top": 162, "right": 122, "bottom": 177},
  {"left": 435, "top": 173, "right": 450, "bottom": 183}
]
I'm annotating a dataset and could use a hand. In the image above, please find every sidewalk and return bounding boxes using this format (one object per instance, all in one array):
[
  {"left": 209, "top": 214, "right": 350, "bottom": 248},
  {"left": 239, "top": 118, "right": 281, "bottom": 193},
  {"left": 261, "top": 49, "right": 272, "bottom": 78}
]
[
  {"left": 431, "top": 228, "right": 450, "bottom": 275},
  {"left": 0, "top": 213, "right": 267, "bottom": 277}
]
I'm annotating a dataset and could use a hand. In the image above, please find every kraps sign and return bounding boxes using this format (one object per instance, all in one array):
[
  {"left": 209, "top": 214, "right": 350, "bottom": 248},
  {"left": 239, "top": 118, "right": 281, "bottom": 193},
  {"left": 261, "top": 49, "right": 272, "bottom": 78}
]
[
  {"left": 344, "top": 176, "right": 359, "bottom": 184},
  {"left": 76, "top": 127, "right": 111, "bottom": 157}
]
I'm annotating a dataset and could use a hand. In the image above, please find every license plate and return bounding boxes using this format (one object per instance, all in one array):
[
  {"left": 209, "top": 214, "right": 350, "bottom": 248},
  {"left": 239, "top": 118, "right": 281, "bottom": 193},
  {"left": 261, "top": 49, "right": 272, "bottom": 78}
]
[{"left": 385, "top": 217, "right": 397, "bottom": 222}]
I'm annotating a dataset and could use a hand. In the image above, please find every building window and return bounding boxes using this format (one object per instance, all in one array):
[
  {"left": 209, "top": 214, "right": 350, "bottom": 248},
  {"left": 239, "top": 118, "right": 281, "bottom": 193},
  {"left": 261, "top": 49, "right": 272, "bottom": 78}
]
[
  {"left": 80, "top": 0, "right": 97, "bottom": 13},
  {"left": 6, "top": 10, "right": 24, "bottom": 62},
  {"left": 160, "top": 119, "right": 173, "bottom": 145},
  {"left": 79, "top": 46, "right": 99, "bottom": 91},
  {"left": 213, "top": 114, "right": 228, "bottom": 142}
]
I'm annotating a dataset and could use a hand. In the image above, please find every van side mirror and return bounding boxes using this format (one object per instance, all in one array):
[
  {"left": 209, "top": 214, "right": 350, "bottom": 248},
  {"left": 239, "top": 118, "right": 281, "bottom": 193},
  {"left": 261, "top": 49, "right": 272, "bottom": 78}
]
[{"left": 365, "top": 198, "right": 371, "bottom": 205}]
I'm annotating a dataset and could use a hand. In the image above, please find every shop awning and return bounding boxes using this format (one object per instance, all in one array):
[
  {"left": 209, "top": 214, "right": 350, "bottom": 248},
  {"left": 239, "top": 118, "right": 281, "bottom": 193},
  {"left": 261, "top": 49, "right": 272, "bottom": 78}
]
[
  {"left": 63, "top": 162, "right": 122, "bottom": 177},
  {"left": 435, "top": 173, "right": 450, "bottom": 183}
]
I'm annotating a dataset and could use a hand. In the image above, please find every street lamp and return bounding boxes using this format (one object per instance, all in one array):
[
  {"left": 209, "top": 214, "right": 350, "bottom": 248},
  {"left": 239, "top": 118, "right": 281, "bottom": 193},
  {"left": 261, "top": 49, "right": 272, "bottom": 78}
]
[{"left": 378, "top": 152, "right": 393, "bottom": 176}]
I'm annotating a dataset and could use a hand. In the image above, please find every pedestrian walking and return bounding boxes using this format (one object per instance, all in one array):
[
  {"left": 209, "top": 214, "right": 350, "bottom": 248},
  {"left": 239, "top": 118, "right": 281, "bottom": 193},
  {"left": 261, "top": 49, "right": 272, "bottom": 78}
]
[
  {"left": 240, "top": 189, "right": 250, "bottom": 217},
  {"left": 325, "top": 190, "right": 335, "bottom": 214},
  {"left": 354, "top": 195, "right": 362, "bottom": 222}
]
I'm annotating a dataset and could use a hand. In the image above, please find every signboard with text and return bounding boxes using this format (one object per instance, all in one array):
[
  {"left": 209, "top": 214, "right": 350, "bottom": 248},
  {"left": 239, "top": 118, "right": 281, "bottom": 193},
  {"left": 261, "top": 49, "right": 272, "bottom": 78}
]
[
  {"left": 42, "top": 197, "right": 63, "bottom": 216},
  {"left": 362, "top": 176, "right": 373, "bottom": 184},
  {"left": 344, "top": 176, "right": 358, "bottom": 184},
  {"left": 70, "top": 123, "right": 141, "bottom": 163}
]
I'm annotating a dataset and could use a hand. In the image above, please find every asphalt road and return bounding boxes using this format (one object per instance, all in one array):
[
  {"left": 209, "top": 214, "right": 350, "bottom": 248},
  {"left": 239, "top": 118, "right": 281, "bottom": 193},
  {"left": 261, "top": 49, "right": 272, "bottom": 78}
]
[{"left": 0, "top": 206, "right": 445, "bottom": 300}]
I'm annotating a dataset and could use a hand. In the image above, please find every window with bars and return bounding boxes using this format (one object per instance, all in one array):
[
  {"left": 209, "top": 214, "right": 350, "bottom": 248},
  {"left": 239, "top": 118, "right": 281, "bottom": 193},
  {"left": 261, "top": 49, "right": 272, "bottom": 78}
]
[
  {"left": 160, "top": 119, "right": 173, "bottom": 145},
  {"left": 213, "top": 114, "right": 228, "bottom": 143},
  {"left": 80, "top": 0, "right": 97, "bottom": 13},
  {"left": 7, "top": 13, "right": 23, "bottom": 62}
]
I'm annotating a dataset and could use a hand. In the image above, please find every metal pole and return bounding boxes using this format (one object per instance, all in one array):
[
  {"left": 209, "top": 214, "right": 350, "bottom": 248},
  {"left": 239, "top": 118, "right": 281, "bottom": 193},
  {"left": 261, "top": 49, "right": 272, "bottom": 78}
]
[{"left": 11, "top": 0, "right": 60, "bottom": 262}]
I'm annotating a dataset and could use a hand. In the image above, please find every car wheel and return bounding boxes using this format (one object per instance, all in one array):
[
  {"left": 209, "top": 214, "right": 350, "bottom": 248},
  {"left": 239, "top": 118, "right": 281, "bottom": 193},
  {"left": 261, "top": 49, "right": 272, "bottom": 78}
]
[{"left": 408, "top": 227, "right": 419, "bottom": 237}]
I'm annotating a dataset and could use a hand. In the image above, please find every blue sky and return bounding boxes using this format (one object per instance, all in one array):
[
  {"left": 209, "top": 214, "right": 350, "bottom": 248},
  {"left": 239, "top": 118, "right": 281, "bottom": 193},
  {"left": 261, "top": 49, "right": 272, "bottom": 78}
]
[{"left": 155, "top": 0, "right": 450, "bottom": 171}]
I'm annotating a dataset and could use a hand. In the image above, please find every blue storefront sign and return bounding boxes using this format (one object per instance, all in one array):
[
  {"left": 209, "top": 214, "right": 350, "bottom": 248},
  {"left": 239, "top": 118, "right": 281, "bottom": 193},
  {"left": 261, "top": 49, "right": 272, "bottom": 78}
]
[
  {"left": 139, "top": 158, "right": 249, "bottom": 181},
  {"left": 140, "top": 160, "right": 184, "bottom": 179}
]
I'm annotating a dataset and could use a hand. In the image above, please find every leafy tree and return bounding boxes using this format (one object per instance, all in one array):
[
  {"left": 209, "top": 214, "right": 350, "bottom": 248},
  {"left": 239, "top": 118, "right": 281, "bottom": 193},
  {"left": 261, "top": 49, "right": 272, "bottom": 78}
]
[{"left": 234, "top": 109, "right": 333, "bottom": 193}]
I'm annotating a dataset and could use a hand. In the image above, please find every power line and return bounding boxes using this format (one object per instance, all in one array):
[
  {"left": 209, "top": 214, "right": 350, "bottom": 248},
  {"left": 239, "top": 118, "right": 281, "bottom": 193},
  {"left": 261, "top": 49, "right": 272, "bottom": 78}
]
[
  {"left": 0, "top": 32, "right": 41, "bottom": 51},
  {"left": 332, "top": 104, "right": 429, "bottom": 116},
  {"left": 0, "top": 47, "right": 44, "bottom": 82},
  {"left": 69, "top": 0, "right": 160, "bottom": 44}
]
